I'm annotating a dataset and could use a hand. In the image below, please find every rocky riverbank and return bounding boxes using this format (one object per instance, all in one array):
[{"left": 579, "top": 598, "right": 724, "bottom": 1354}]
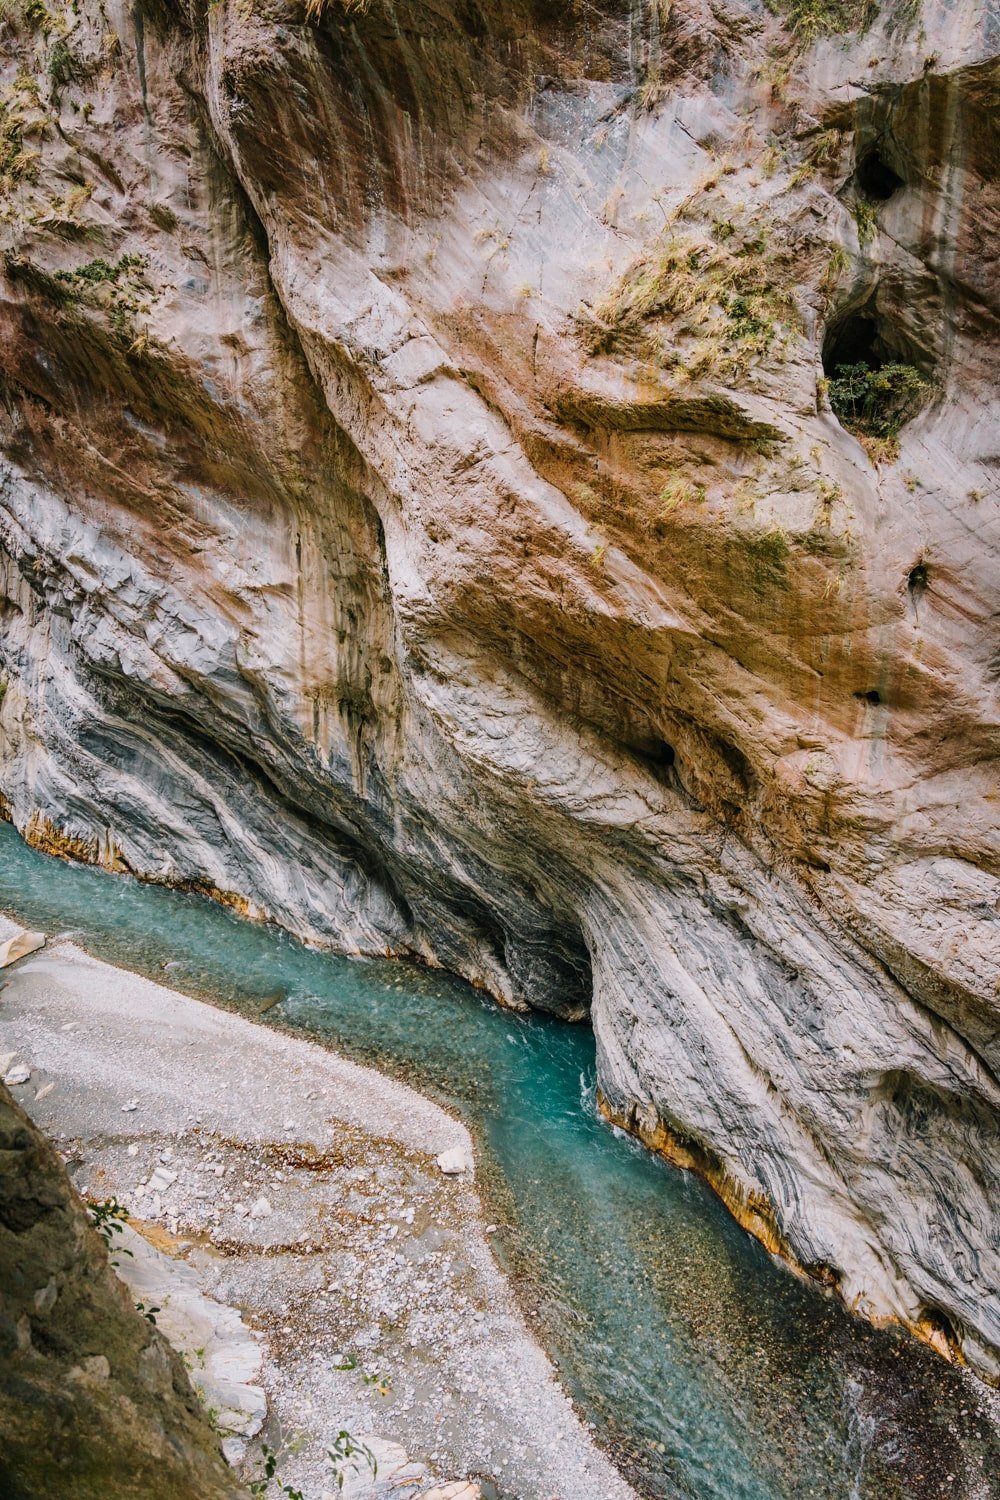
[{"left": 0, "top": 916, "right": 635, "bottom": 1500}]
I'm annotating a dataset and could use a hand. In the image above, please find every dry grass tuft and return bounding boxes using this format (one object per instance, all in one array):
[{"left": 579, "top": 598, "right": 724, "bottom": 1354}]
[
  {"left": 580, "top": 214, "right": 799, "bottom": 382},
  {"left": 304, "top": 0, "right": 371, "bottom": 22}
]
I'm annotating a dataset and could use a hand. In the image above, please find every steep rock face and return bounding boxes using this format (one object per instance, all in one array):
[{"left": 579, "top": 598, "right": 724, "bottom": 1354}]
[
  {"left": 0, "top": 1080, "right": 246, "bottom": 1499},
  {"left": 0, "top": 0, "right": 998, "bottom": 1379}
]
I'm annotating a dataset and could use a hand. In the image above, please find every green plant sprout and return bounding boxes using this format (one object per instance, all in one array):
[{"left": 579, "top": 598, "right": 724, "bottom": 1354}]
[{"left": 89, "top": 1197, "right": 133, "bottom": 1267}]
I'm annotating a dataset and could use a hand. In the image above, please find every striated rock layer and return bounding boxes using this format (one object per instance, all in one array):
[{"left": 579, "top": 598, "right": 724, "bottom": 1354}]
[{"left": 0, "top": 0, "right": 998, "bottom": 1379}]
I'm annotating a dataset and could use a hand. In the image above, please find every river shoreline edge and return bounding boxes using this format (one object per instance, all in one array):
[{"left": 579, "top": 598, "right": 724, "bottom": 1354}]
[{"left": 0, "top": 907, "right": 639, "bottom": 1500}]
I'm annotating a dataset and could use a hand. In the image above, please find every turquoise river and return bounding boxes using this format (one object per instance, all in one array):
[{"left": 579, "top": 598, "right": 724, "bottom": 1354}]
[{"left": 0, "top": 820, "right": 996, "bottom": 1500}]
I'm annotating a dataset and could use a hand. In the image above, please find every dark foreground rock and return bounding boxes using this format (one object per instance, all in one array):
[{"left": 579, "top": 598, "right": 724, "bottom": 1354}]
[{"left": 0, "top": 1078, "right": 247, "bottom": 1500}]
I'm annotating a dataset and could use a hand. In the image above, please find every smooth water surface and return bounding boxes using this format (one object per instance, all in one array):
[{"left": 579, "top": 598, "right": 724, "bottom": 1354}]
[{"left": 0, "top": 821, "right": 996, "bottom": 1500}]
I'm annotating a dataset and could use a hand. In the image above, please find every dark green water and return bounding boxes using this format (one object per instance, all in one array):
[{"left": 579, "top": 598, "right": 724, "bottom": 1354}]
[{"left": 0, "top": 820, "right": 996, "bottom": 1500}]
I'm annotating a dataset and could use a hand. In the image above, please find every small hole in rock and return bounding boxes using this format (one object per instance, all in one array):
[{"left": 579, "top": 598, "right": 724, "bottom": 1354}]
[
  {"left": 856, "top": 149, "right": 903, "bottom": 202},
  {"left": 908, "top": 561, "right": 928, "bottom": 595},
  {"left": 627, "top": 737, "right": 676, "bottom": 782},
  {"left": 855, "top": 689, "right": 881, "bottom": 705},
  {"left": 919, "top": 1305, "right": 961, "bottom": 1351}
]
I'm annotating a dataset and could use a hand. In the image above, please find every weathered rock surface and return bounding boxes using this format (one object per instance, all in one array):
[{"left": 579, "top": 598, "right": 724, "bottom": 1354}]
[
  {"left": 0, "top": 1078, "right": 246, "bottom": 1500},
  {"left": 113, "top": 1222, "right": 267, "bottom": 1440},
  {"left": 0, "top": 0, "right": 998, "bottom": 1380}
]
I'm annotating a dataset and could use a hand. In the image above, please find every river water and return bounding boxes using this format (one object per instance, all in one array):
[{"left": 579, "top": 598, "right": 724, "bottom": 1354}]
[{"left": 0, "top": 820, "right": 996, "bottom": 1500}]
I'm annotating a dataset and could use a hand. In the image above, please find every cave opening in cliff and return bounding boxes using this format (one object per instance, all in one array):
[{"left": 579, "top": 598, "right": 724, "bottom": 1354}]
[
  {"left": 855, "top": 148, "right": 904, "bottom": 201},
  {"left": 908, "top": 560, "right": 929, "bottom": 598},
  {"left": 920, "top": 1305, "right": 963, "bottom": 1355},
  {"left": 823, "top": 309, "right": 881, "bottom": 373},
  {"left": 822, "top": 303, "right": 929, "bottom": 442},
  {"left": 626, "top": 735, "right": 676, "bottom": 785}
]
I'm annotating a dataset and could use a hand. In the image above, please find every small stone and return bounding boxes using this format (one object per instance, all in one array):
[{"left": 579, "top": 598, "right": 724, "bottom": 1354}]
[
  {"left": 148, "top": 1167, "right": 177, "bottom": 1193},
  {"left": 249, "top": 1195, "right": 272, "bottom": 1218},
  {"left": 221, "top": 1436, "right": 248, "bottom": 1467},
  {"left": 34, "top": 1082, "right": 56, "bottom": 1102},
  {"left": 436, "top": 1147, "right": 470, "bottom": 1176},
  {"left": 122, "top": 1098, "right": 139, "bottom": 1113},
  {"left": 68, "top": 1354, "right": 111, "bottom": 1383},
  {"left": 127, "top": 1144, "right": 139, "bottom": 1158},
  {"left": 4, "top": 1065, "right": 30, "bottom": 1087},
  {"left": 34, "top": 1278, "right": 58, "bottom": 1314}
]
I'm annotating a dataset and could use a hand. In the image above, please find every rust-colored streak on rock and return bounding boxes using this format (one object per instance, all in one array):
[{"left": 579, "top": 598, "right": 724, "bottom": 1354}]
[{"left": 597, "top": 1089, "right": 796, "bottom": 1265}]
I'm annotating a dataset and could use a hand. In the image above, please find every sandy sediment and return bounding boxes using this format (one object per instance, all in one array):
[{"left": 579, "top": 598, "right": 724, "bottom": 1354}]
[{"left": 0, "top": 916, "right": 636, "bottom": 1500}]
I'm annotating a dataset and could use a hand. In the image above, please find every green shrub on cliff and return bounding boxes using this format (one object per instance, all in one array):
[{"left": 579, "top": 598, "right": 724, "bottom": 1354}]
[
  {"left": 853, "top": 198, "right": 879, "bottom": 246},
  {"left": 304, "top": 0, "right": 370, "bottom": 20},
  {"left": 0, "top": 101, "right": 39, "bottom": 196},
  {"left": 827, "top": 361, "right": 926, "bottom": 439},
  {"left": 47, "top": 37, "right": 83, "bottom": 90},
  {"left": 53, "top": 251, "right": 152, "bottom": 343}
]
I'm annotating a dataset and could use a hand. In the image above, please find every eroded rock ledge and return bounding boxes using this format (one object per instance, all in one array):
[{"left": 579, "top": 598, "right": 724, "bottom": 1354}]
[{"left": 0, "top": 0, "right": 998, "bottom": 1380}]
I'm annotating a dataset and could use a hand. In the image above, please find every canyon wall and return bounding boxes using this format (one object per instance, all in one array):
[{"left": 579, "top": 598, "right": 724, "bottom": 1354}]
[{"left": 1, "top": 0, "right": 998, "bottom": 1380}]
